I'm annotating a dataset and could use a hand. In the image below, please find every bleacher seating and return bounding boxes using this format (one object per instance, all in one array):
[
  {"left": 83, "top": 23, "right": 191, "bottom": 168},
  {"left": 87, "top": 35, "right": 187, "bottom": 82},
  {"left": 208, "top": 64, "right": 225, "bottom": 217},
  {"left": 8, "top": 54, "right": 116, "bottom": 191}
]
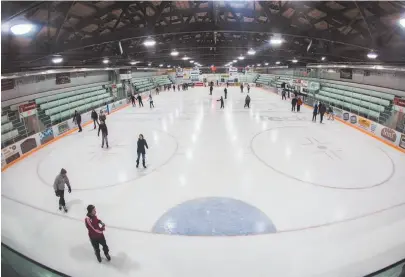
[
  {"left": 131, "top": 77, "right": 155, "bottom": 93},
  {"left": 1, "top": 114, "right": 18, "bottom": 143},
  {"left": 154, "top": 75, "right": 172, "bottom": 86}
]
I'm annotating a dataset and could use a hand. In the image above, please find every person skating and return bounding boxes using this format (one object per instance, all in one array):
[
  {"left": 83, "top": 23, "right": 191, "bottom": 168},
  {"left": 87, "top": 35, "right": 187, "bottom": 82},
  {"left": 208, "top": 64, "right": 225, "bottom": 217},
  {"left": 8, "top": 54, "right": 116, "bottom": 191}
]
[
  {"left": 136, "top": 134, "right": 148, "bottom": 168},
  {"left": 173, "top": 85, "right": 176, "bottom": 91},
  {"left": 209, "top": 85, "right": 213, "bottom": 95},
  {"left": 98, "top": 121, "right": 109, "bottom": 148},
  {"left": 105, "top": 102, "right": 110, "bottom": 115},
  {"left": 224, "top": 87, "right": 228, "bottom": 99},
  {"left": 85, "top": 205, "right": 111, "bottom": 263},
  {"left": 217, "top": 96, "right": 224, "bottom": 109},
  {"left": 130, "top": 94, "right": 136, "bottom": 107},
  {"left": 327, "top": 105, "right": 335, "bottom": 121},
  {"left": 148, "top": 94, "right": 154, "bottom": 108},
  {"left": 297, "top": 97, "right": 303, "bottom": 112},
  {"left": 291, "top": 96, "right": 297, "bottom": 112},
  {"left": 73, "top": 110, "right": 82, "bottom": 132},
  {"left": 226, "top": 82, "right": 229, "bottom": 88},
  {"left": 247, "top": 84, "right": 250, "bottom": 93},
  {"left": 91, "top": 109, "right": 99, "bottom": 129},
  {"left": 319, "top": 102, "right": 327, "bottom": 123},
  {"left": 178, "top": 84, "right": 180, "bottom": 91},
  {"left": 137, "top": 94, "right": 144, "bottom": 107},
  {"left": 53, "top": 168, "right": 71, "bottom": 213},
  {"left": 99, "top": 110, "right": 106, "bottom": 124},
  {"left": 282, "top": 89, "right": 287, "bottom": 100},
  {"left": 244, "top": 95, "right": 251, "bottom": 108},
  {"left": 240, "top": 83, "right": 244, "bottom": 93},
  {"left": 155, "top": 87, "right": 159, "bottom": 95},
  {"left": 312, "top": 102, "right": 319, "bottom": 122}
]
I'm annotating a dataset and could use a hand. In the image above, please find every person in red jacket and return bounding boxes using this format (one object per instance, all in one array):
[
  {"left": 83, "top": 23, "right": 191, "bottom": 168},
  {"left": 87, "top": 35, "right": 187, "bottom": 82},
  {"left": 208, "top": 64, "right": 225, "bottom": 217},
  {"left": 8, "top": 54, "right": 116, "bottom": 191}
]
[{"left": 85, "top": 205, "right": 111, "bottom": 263}]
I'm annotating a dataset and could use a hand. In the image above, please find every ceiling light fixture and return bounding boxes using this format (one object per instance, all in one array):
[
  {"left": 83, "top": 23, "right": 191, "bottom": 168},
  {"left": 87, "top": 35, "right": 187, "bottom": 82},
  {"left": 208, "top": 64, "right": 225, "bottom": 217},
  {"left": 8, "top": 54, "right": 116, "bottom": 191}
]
[
  {"left": 399, "top": 18, "right": 405, "bottom": 28},
  {"left": 321, "top": 57, "right": 326, "bottom": 61},
  {"left": 167, "top": 65, "right": 171, "bottom": 68},
  {"left": 238, "top": 56, "right": 245, "bottom": 60},
  {"left": 292, "top": 59, "right": 298, "bottom": 63},
  {"left": 276, "top": 61, "right": 281, "bottom": 65},
  {"left": 270, "top": 38, "right": 283, "bottom": 45},
  {"left": 148, "top": 63, "right": 152, "bottom": 66},
  {"left": 10, "top": 23, "right": 33, "bottom": 35},
  {"left": 171, "top": 50, "right": 179, "bottom": 56},
  {"left": 247, "top": 48, "right": 256, "bottom": 55},
  {"left": 159, "top": 64, "right": 163, "bottom": 67},
  {"left": 265, "top": 62, "right": 269, "bottom": 66},
  {"left": 190, "top": 60, "right": 194, "bottom": 63},
  {"left": 143, "top": 38, "right": 156, "bottom": 47},
  {"left": 182, "top": 56, "right": 189, "bottom": 60},
  {"left": 367, "top": 52, "right": 378, "bottom": 59},
  {"left": 233, "top": 60, "right": 237, "bottom": 62},
  {"left": 102, "top": 59, "right": 109, "bottom": 64},
  {"left": 130, "top": 61, "right": 139, "bottom": 65},
  {"left": 257, "top": 64, "right": 261, "bottom": 66},
  {"left": 52, "top": 57, "right": 63, "bottom": 64}
]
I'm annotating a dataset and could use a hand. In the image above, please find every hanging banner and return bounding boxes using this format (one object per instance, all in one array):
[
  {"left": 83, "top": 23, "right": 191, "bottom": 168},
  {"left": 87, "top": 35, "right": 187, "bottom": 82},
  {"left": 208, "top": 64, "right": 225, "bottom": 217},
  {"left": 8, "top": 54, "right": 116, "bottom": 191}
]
[
  {"left": 340, "top": 69, "right": 352, "bottom": 79},
  {"left": 56, "top": 73, "right": 71, "bottom": 84}
]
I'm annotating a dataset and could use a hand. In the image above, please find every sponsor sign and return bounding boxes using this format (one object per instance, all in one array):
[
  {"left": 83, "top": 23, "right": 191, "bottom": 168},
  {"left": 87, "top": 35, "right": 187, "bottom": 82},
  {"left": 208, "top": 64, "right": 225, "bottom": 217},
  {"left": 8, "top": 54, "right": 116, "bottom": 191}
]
[
  {"left": 370, "top": 123, "right": 377, "bottom": 133},
  {"left": 20, "top": 137, "right": 37, "bottom": 154},
  {"left": 380, "top": 127, "right": 397, "bottom": 142},
  {"left": 2, "top": 144, "right": 21, "bottom": 164},
  {"left": 399, "top": 134, "right": 405, "bottom": 150},
  {"left": 340, "top": 69, "right": 352, "bottom": 79},
  {"left": 1, "top": 79, "right": 15, "bottom": 91},
  {"left": 56, "top": 73, "right": 71, "bottom": 84},
  {"left": 343, "top": 112, "right": 350, "bottom": 121},
  {"left": 358, "top": 118, "right": 371, "bottom": 130},
  {"left": 394, "top": 97, "right": 405, "bottom": 108},
  {"left": 350, "top": 115, "right": 357, "bottom": 124},
  {"left": 334, "top": 108, "right": 343, "bottom": 119},
  {"left": 19, "top": 102, "right": 36, "bottom": 112},
  {"left": 39, "top": 127, "right": 54, "bottom": 145},
  {"left": 1, "top": 152, "right": 6, "bottom": 168},
  {"left": 57, "top": 121, "right": 70, "bottom": 135}
]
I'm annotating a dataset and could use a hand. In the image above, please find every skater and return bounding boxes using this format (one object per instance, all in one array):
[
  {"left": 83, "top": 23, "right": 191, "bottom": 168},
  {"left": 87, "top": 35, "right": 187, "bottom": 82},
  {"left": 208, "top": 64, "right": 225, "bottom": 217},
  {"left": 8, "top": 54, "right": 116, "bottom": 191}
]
[
  {"left": 136, "top": 134, "right": 149, "bottom": 168},
  {"left": 291, "top": 96, "right": 297, "bottom": 112},
  {"left": 178, "top": 84, "right": 180, "bottom": 91},
  {"left": 216, "top": 80, "right": 219, "bottom": 86},
  {"left": 319, "top": 102, "right": 327, "bottom": 123},
  {"left": 155, "top": 87, "right": 159, "bottom": 95},
  {"left": 217, "top": 96, "right": 224, "bottom": 109},
  {"left": 244, "top": 95, "right": 251, "bottom": 108},
  {"left": 99, "top": 110, "right": 106, "bottom": 123},
  {"left": 53, "top": 168, "right": 71, "bottom": 213},
  {"left": 226, "top": 82, "right": 229, "bottom": 88},
  {"left": 282, "top": 89, "right": 287, "bottom": 100},
  {"left": 98, "top": 121, "right": 109, "bottom": 148},
  {"left": 240, "top": 83, "right": 244, "bottom": 93},
  {"left": 130, "top": 94, "right": 136, "bottom": 107},
  {"left": 72, "top": 110, "right": 82, "bottom": 132},
  {"left": 148, "top": 94, "right": 154, "bottom": 108},
  {"left": 91, "top": 109, "right": 99, "bottom": 129},
  {"left": 297, "top": 97, "right": 302, "bottom": 112},
  {"left": 312, "top": 102, "right": 319, "bottom": 122},
  {"left": 137, "top": 94, "right": 144, "bottom": 107},
  {"left": 85, "top": 205, "right": 111, "bottom": 263},
  {"left": 209, "top": 84, "right": 213, "bottom": 95},
  {"left": 327, "top": 105, "right": 334, "bottom": 120},
  {"left": 247, "top": 84, "right": 250, "bottom": 93},
  {"left": 224, "top": 87, "right": 228, "bottom": 99},
  {"left": 173, "top": 85, "right": 176, "bottom": 91},
  {"left": 105, "top": 102, "right": 110, "bottom": 115}
]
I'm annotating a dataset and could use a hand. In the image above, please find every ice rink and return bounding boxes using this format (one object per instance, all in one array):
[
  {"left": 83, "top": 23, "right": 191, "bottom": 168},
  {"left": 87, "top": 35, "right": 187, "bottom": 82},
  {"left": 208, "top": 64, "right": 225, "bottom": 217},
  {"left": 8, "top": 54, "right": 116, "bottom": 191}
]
[{"left": 2, "top": 86, "right": 405, "bottom": 277}]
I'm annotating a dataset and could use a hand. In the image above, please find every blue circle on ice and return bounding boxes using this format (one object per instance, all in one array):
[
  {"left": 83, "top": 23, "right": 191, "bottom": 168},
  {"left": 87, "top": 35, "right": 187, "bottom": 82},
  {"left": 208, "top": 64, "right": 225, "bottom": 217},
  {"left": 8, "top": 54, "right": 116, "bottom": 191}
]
[{"left": 152, "top": 197, "right": 277, "bottom": 236}]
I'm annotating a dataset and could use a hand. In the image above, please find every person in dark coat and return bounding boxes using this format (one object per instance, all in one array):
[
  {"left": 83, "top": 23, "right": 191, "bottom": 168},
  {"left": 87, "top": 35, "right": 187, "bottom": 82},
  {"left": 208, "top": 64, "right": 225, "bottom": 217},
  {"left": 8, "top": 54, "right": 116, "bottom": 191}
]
[
  {"left": 312, "top": 102, "right": 319, "bottom": 122},
  {"left": 244, "top": 95, "right": 251, "bottom": 108},
  {"left": 291, "top": 96, "right": 297, "bottom": 112},
  {"left": 226, "top": 82, "right": 229, "bottom": 88},
  {"left": 137, "top": 94, "right": 143, "bottom": 107},
  {"left": 173, "top": 85, "right": 176, "bottom": 91},
  {"left": 319, "top": 102, "right": 327, "bottom": 123},
  {"left": 73, "top": 110, "right": 82, "bottom": 132},
  {"left": 91, "top": 109, "right": 99, "bottom": 129},
  {"left": 217, "top": 96, "right": 224, "bottom": 109},
  {"left": 53, "top": 168, "right": 71, "bottom": 212},
  {"left": 224, "top": 87, "right": 228, "bottom": 99},
  {"left": 85, "top": 205, "right": 110, "bottom": 263},
  {"left": 209, "top": 85, "right": 213, "bottom": 95},
  {"left": 136, "top": 134, "right": 148, "bottom": 168},
  {"left": 98, "top": 121, "right": 109, "bottom": 148},
  {"left": 130, "top": 94, "right": 136, "bottom": 107},
  {"left": 282, "top": 89, "right": 287, "bottom": 100},
  {"left": 99, "top": 110, "right": 106, "bottom": 123},
  {"left": 240, "top": 83, "right": 244, "bottom": 93},
  {"left": 247, "top": 84, "right": 250, "bottom": 93}
]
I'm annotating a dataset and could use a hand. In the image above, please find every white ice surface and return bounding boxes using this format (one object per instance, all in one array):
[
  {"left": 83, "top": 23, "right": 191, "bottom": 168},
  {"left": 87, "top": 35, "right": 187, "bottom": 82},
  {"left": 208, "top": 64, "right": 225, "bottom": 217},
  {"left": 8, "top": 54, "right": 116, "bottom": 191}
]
[{"left": 2, "top": 86, "right": 405, "bottom": 277}]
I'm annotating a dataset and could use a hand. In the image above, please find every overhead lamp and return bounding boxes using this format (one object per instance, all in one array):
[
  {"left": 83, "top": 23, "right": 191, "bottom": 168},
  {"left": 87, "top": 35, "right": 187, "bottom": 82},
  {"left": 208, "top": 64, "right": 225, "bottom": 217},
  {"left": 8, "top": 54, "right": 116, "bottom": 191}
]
[
  {"left": 102, "top": 59, "right": 109, "bottom": 64},
  {"left": 238, "top": 56, "right": 245, "bottom": 60},
  {"left": 270, "top": 38, "right": 283, "bottom": 45},
  {"left": 143, "top": 38, "right": 156, "bottom": 47},
  {"left": 247, "top": 48, "right": 256, "bottom": 55},
  {"left": 167, "top": 65, "right": 171, "bottom": 68},
  {"left": 275, "top": 61, "right": 281, "bottom": 65},
  {"left": 159, "top": 64, "right": 163, "bottom": 67},
  {"left": 257, "top": 63, "right": 261, "bottom": 66},
  {"left": 233, "top": 60, "right": 237, "bottom": 62},
  {"left": 190, "top": 60, "right": 194, "bottom": 63},
  {"left": 399, "top": 18, "right": 405, "bottom": 28},
  {"left": 130, "top": 61, "right": 139, "bottom": 65},
  {"left": 321, "top": 57, "right": 326, "bottom": 61},
  {"left": 367, "top": 52, "right": 378, "bottom": 59},
  {"left": 292, "top": 59, "right": 298, "bottom": 63},
  {"left": 148, "top": 63, "right": 152, "bottom": 66},
  {"left": 265, "top": 62, "right": 269, "bottom": 66},
  {"left": 182, "top": 56, "right": 189, "bottom": 60},
  {"left": 52, "top": 56, "right": 63, "bottom": 64},
  {"left": 10, "top": 23, "right": 33, "bottom": 35},
  {"left": 171, "top": 50, "right": 179, "bottom": 56}
]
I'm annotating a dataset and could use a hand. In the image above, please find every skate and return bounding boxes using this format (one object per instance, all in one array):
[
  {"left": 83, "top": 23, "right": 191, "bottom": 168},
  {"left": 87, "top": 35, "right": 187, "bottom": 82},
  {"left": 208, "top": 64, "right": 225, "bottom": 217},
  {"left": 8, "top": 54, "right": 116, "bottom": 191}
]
[
  {"left": 63, "top": 206, "right": 68, "bottom": 213},
  {"left": 136, "top": 162, "right": 139, "bottom": 168},
  {"left": 143, "top": 162, "right": 147, "bottom": 169},
  {"left": 101, "top": 145, "right": 104, "bottom": 148},
  {"left": 105, "top": 253, "right": 111, "bottom": 261},
  {"left": 59, "top": 206, "right": 62, "bottom": 211},
  {"left": 96, "top": 253, "right": 102, "bottom": 263},
  {"left": 107, "top": 144, "right": 109, "bottom": 149}
]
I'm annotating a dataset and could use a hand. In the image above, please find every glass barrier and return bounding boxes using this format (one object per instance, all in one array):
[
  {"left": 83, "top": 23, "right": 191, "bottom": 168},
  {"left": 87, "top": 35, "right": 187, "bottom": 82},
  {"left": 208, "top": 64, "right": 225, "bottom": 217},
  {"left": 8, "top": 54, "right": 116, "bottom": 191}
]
[
  {"left": 1, "top": 244, "right": 69, "bottom": 277},
  {"left": 366, "top": 259, "right": 405, "bottom": 277}
]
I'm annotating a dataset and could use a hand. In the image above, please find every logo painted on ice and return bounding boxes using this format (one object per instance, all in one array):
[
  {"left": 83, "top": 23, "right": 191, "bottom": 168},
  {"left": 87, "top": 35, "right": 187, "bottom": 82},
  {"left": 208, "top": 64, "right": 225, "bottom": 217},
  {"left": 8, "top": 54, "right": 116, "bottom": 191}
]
[
  {"left": 380, "top": 127, "right": 397, "bottom": 142},
  {"left": 343, "top": 112, "right": 349, "bottom": 121},
  {"left": 350, "top": 115, "right": 357, "bottom": 124}
]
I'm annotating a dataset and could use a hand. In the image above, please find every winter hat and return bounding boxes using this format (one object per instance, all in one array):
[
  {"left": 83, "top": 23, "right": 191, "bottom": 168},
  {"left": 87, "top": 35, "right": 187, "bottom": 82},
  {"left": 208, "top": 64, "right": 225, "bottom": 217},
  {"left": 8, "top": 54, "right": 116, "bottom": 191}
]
[
  {"left": 61, "top": 168, "right": 67, "bottom": 174},
  {"left": 87, "top": 205, "right": 95, "bottom": 214}
]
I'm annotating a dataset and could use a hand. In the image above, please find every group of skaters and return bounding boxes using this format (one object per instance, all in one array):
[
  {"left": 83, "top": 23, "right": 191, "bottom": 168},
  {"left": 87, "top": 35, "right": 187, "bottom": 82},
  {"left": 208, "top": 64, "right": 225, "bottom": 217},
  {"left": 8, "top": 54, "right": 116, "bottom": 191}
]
[
  {"left": 312, "top": 102, "right": 334, "bottom": 123},
  {"left": 210, "top": 82, "right": 252, "bottom": 109},
  {"left": 163, "top": 83, "right": 192, "bottom": 91}
]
